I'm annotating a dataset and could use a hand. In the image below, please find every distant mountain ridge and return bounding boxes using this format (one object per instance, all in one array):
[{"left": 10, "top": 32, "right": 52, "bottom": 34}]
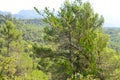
[
  {"left": 0, "top": 11, "right": 11, "bottom": 15},
  {"left": 0, "top": 10, "right": 42, "bottom": 19},
  {"left": 13, "top": 10, "right": 41, "bottom": 19}
]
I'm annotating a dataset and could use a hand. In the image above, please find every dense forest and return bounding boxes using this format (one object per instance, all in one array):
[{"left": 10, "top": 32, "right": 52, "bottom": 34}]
[{"left": 1, "top": 0, "right": 120, "bottom": 80}]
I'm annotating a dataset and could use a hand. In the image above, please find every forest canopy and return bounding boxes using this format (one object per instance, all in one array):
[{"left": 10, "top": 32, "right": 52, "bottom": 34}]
[{"left": 0, "top": 0, "right": 120, "bottom": 80}]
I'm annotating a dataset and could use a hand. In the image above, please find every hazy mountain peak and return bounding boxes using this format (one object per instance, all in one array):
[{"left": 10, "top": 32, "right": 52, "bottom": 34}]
[
  {"left": 0, "top": 10, "right": 42, "bottom": 19},
  {"left": 13, "top": 9, "right": 41, "bottom": 19}
]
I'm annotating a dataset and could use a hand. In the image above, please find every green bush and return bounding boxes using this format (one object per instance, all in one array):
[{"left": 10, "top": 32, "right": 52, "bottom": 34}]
[{"left": 15, "top": 70, "right": 48, "bottom": 80}]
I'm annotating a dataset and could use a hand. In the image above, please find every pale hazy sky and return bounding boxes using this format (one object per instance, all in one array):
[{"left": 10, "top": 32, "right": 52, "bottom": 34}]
[{"left": 0, "top": 0, "right": 120, "bottom": 27}]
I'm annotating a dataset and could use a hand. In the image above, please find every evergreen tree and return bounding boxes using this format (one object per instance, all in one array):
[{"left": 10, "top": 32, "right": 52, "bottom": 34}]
[{"left": 35, "top": 0, "right": 109, "bottom": 79}]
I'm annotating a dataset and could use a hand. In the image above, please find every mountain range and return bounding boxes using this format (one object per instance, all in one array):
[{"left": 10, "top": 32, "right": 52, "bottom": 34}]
[
  {"left": 0, "top": 10, "right": 118, "bottom": 27},
  {"left": 0, "top": 10, "right": 42, "bottom": 19}
]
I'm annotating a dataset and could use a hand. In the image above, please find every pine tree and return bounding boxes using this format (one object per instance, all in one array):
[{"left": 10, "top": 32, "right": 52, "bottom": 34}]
[{"left": 35, "top": 0, "right": 109, "bottom": 79}]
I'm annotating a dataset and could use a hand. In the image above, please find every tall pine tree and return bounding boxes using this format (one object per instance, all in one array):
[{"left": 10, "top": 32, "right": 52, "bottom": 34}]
[{"left": 35, "top": 0, "right": 109, "bottom": 79}]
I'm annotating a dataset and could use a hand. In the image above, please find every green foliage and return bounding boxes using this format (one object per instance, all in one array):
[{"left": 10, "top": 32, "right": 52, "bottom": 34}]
[
  {"left": 104, "top": 27, "right": 120, "bottom": 52},
  {"left": 0, "top": 19, "right": 23, "bottom": 56},
  {"left": 15, "top": 53, "right": 33, "bottom": 76},
  {"left": 69, "top": 73, "right": 100, "bottom": 80},
  {"left": 37, "top": 0, "right": 108, "bottom": 79},
  {"left": 0, "top": 15, "right": 35, "bottom": 79},
  {"left": 15, "top": 70, "right": 48, "bottom": 80},
  {"left": 1, "top": 0, "right": 120, "bottom": 80},
  {"left": 0, "top": 55, "right": 16, "bottom": 79},
  {"left": 100, "top": 48, "right": 120, "bottom": 80}
]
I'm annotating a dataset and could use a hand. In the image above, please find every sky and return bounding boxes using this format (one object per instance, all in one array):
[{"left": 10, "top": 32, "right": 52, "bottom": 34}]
[{"left": 0, "top": 0, "right": 120, "bottom": 27}]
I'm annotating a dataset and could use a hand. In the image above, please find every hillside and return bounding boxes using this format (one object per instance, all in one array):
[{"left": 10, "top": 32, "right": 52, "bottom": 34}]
[
  {"left": 1, "top": 0, "right": 120, "bottom": 80},
  {"left": 104, "top": 27, "right": 120, "bottom": 52}
]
